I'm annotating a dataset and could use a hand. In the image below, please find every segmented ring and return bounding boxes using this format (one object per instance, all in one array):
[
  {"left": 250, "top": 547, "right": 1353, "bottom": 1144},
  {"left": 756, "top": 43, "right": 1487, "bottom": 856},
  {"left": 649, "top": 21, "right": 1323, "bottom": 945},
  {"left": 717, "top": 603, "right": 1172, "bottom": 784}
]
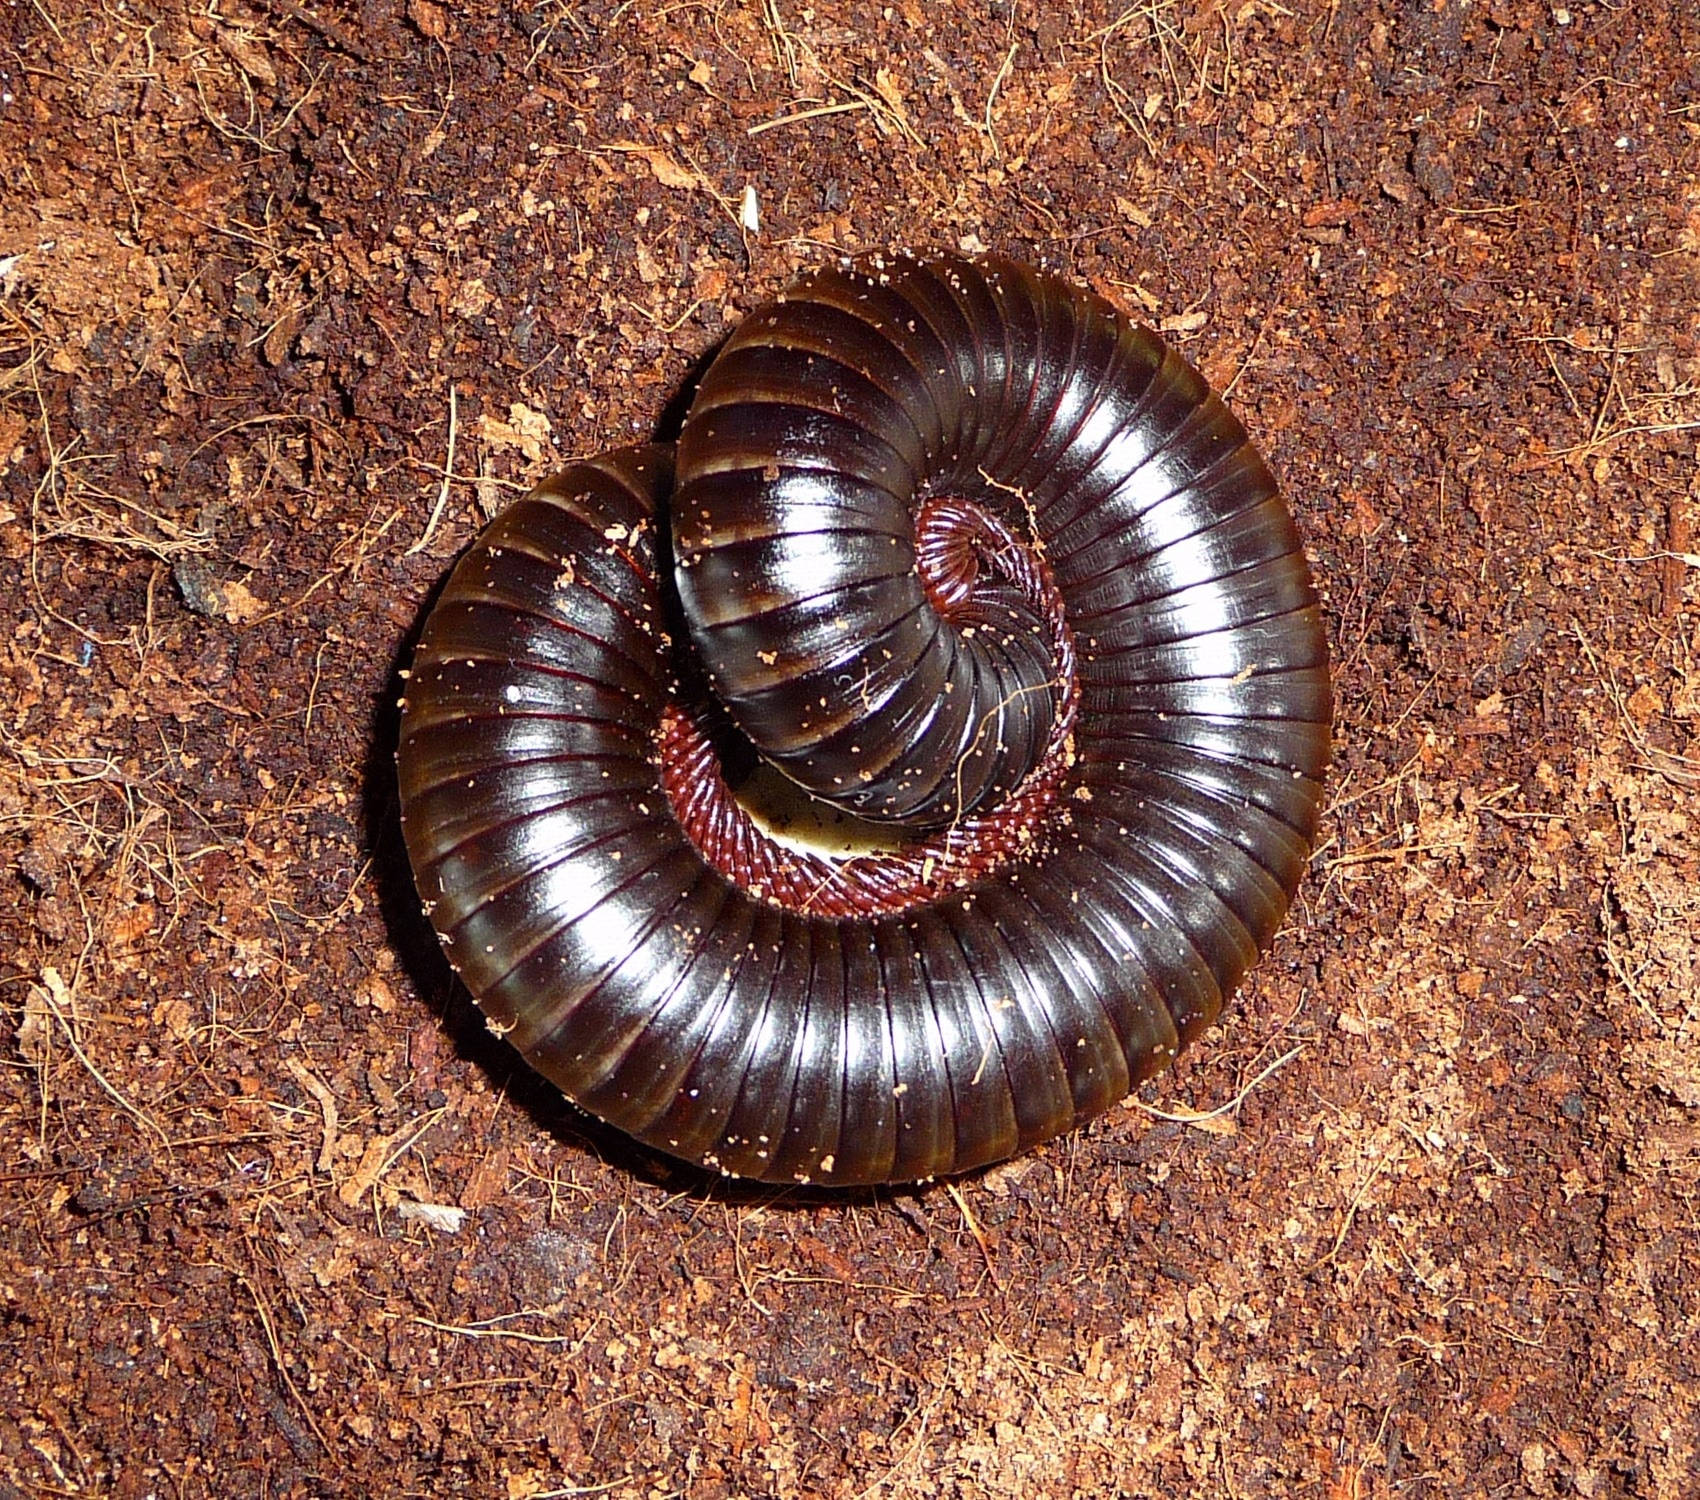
[{"left": 396, "top": 253, "right": 1331, "bottom": 1185}]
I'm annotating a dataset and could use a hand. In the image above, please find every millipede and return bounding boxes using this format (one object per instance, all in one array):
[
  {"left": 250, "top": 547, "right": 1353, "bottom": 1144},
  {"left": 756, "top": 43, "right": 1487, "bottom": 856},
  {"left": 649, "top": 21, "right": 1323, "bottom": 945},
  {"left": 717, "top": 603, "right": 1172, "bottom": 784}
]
[{"left": 395, "top": 251, "right": 1331, "bottom": 1186}]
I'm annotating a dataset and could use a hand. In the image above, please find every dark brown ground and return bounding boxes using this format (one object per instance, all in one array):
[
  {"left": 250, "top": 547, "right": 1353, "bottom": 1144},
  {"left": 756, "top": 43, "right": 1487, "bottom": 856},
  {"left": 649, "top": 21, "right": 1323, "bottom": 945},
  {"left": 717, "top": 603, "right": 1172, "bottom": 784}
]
[{"left": 2, "top": 1, "right": 1697, "bottom": 1496}]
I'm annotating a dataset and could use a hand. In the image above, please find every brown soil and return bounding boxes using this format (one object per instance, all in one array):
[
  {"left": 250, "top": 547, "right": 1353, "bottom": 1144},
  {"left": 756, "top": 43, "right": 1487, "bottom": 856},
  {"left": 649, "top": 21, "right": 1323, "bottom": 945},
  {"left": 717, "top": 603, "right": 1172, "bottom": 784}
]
[{"left": 2, "top": 1, "right": 1697, "bottom": 1496}]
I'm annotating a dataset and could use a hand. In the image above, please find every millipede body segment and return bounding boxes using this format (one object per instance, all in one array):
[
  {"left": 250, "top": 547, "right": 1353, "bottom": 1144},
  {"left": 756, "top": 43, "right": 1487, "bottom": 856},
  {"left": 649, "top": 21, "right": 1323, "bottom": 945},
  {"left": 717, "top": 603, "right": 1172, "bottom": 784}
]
[{"left": 396, "top": 253, "right": 1331, "bottom": 1186}]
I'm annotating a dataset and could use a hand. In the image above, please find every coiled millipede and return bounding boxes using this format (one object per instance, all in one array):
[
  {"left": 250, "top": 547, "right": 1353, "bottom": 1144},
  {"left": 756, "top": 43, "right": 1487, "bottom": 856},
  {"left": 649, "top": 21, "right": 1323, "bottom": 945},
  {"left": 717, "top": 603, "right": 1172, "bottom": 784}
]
[{"left": 396, "top": 252, "right": 1331, "bottom": 1186}]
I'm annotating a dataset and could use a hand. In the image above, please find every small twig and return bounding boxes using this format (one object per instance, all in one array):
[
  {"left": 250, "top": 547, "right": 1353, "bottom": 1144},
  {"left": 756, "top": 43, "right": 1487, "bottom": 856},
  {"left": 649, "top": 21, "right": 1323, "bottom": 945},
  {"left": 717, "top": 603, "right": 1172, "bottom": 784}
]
[
  {"left": 237, "top": 1267, "right": 338, "bottom": 1456},
  {"left": 1548, "top": 419, "right": 1700, "bottom": 459},
  {"left": 759, "top": 0, "right": 800, "bottom": 88},
  {"left": 1131, "top": 1044, "right": 1304, "bottom": 1125},
  {"left": 111, "top": 120, "right": 143, "bottom": 237},
  {"left": 747, "top": 99, "right": 869, "bottom": 136},
  {"left": 1310, "top": 1145, "right": 1397, "bottom": 1272},
  {"left": 621, "top": 296, "right": 705, "bottom": 334},
  {"left": 984, "top": 41, "right": 1019, "bottom": 157},
  {"left": 411, "top": 1305, "right": 598, "bottom": 1349},
  {"left": 1219, "top": 319, "right": 1269, "bottom": 401},
  {"left": 284, "top": 1055, "right": 340, "bottom": 1174},
  {"left": 32, "top": 967, "right": 173, "bottom": 1150},
  {"left": 303, "top": 639, "right": 331, "bottom": 737},
  {"left": 345, "top": 1107, "right": 450, "bottom": 1208},
  {"left": 531, "top": 1483, "right": 627, "bottom": 1498},
  {"left": 408, "top": 385, "right": 458, "bottom": 555},
  {"left": 944, "top": 1182, "right": 1003, "bottom": 1292},
  {"left": 1574, "top": 620, "right": 1700, "bottom": 787},
  {"left": 25, "top": 0, "right": 66, "bottom": 44}
]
